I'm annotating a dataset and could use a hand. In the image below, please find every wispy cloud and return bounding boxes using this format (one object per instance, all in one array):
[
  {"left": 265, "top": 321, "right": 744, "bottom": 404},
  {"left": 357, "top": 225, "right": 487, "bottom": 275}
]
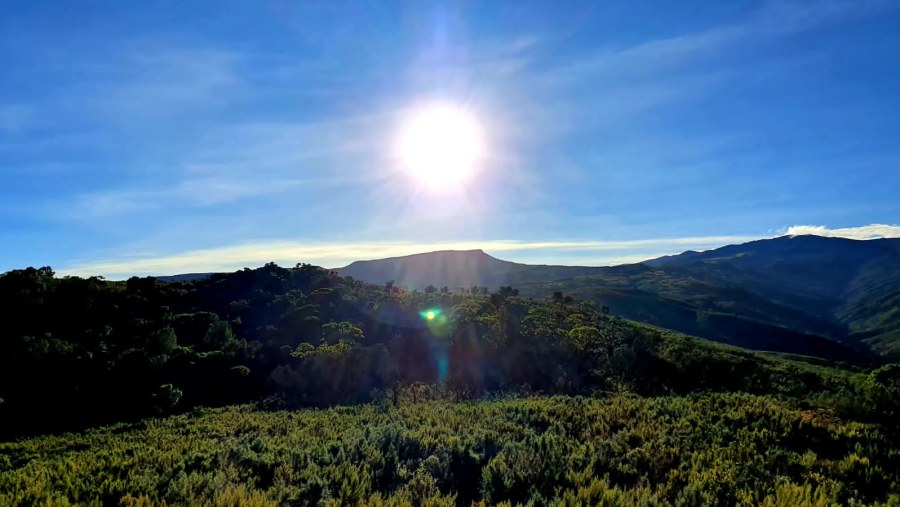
[
  {"left": 186, "top": 114, "right": 390, "bottom": 177},
  {"left": 59, "top": 235, "right": 761, "bottom": 278},
  {"left": 551, "top": 25, "right": 745, "bottom": 85},
  {"left": 782, "top": 223, "right": 900, "bottom": 240},
  {"left": 536, "top": 0, "right": 899, "bottom": 115},
  {"left": 65, "top": 112, "right": 392, "bottom": 218},
  {"left": 72, "top": 176, "right": 312, "bottom": 217},
  {"left": 568, "top": 0, "right": 896, "bottom": 75},
  {"left": 87, "top": 47, "right": 241, "bottom": 120},
  {"left": 0, "top": 103, "right": 36, "bottom": 134}
]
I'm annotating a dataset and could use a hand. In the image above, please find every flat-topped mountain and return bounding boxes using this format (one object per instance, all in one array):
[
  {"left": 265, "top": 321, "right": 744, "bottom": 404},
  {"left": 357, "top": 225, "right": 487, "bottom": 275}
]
[{"left": 336, "top": 249, "right": 604, "bottom": 289}]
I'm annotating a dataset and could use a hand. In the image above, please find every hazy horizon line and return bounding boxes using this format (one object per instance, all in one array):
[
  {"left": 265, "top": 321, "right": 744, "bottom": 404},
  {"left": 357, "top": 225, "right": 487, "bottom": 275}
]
[{"left": 37, "top": 223, "right": 900, "bottom": 279}]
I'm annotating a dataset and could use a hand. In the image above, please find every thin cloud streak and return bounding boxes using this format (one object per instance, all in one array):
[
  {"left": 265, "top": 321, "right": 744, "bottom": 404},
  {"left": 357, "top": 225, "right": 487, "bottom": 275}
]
[
  {"left": 59, "top": 235, "right": 761, "bottom": 278},
  {"left": 72, "top": 176, "right": 313, "bottom": 218}
]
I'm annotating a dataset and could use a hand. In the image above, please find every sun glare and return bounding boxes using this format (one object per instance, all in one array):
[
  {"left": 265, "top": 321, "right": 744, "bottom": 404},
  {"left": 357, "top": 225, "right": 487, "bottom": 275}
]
[{"left": 395, "top": 103, "right": 486, "bottom": 190}]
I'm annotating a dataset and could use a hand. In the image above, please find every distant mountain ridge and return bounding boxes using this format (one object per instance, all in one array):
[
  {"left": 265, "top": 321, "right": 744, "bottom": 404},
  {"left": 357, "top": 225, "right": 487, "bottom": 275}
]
[
  {"left": 150, "top": 235, "right": 900, "bottom": 362},
  {"left": 156, "top": 272, "right": 213, "bottom": 283},
  {"left": 334, "top": 236, "right": 900, "bottom": 362}
]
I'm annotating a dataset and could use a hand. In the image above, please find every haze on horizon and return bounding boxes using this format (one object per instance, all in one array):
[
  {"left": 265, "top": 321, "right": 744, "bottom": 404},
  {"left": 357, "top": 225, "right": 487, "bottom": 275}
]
[{"left": 2, "top": 1, "right": 900, "bottom": 278}]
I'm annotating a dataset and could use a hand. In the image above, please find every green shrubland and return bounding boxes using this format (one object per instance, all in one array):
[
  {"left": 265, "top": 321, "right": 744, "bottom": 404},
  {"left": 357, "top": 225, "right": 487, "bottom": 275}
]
[{"left": 2, "top": 394, "right": 898, "bottom": 505}]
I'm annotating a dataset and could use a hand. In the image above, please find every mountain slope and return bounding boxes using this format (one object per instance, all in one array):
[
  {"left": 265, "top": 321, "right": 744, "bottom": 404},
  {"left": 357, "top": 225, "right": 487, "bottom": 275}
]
[
  {"left": 644, "top": 235, "right": 900, "bottom": 343},
  {"left": 530, "top": 235, "right": 900, "bottom": 361},
  {"left": 646, "top": 235, "right": 900, "bottom": 322}
]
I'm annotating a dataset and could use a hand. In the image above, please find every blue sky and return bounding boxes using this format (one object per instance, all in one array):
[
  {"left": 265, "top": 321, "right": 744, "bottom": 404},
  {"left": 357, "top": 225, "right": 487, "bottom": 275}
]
[{"left": 2, "top": 1, "right": 899, "bottom": 277}]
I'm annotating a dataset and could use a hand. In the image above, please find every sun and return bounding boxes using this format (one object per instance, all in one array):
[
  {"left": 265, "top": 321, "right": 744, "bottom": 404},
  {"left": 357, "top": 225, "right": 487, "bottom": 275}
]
[{"left": 395, "top": 102, "right": 486, "bottom": 189}]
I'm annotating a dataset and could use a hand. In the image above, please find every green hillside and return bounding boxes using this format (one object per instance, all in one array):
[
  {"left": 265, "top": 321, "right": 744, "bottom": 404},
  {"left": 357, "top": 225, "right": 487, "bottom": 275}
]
[
  {"left": 2, "top": 262, "right": 881, "bottom": 438},
  {"left": 515, "top": 269, "right": 864, "bottom": 363},
  {"left": 646, "top": 236, "right": 900, "bottom": 356},
  {"left": 2, "top": 262, "right": 899, "bottom": 505}
]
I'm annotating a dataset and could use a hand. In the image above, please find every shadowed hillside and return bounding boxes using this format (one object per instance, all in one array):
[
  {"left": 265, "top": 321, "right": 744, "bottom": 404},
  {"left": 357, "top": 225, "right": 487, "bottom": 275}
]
[
  {"left": 637, "top": 235, "right": 900, "bottom": 358},
  {"left": 646, "top": 235, "right": 900, "bottom": 322}
]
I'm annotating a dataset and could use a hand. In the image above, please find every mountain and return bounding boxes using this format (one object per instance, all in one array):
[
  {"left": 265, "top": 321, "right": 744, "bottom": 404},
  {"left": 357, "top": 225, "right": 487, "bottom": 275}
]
[
  {"left": 645, "top": 235, "right": 900, "bottom": 318},
  {"left": 334, "top": 236, "right": 900, "bottom": 362},
  {"left": 518, "top": 235, "right": 900, "bottom": 361},
  {"left": 336, "top": 249, "right": 604, "bottom": 289},
  {"left": 643, "top": 235, "right": 900, "bottom": 357},
  {"left": 156, "top": 272, "right": 213, "bottom": 282}
]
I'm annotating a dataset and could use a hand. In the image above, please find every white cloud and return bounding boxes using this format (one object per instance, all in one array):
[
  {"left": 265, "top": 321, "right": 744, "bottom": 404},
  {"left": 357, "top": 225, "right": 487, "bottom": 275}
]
[
  {"left": 782, "top": 224, "right": 900, "bottom": 240},
  {"left": 58, "top": 235, "right": 760, "bottom": 279}
]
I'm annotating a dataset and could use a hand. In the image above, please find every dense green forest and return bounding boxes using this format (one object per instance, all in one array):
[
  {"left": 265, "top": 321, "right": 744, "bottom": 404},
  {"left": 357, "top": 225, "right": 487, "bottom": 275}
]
[{"left": 1, "top": 263, "right": 899, "bottom": 504}]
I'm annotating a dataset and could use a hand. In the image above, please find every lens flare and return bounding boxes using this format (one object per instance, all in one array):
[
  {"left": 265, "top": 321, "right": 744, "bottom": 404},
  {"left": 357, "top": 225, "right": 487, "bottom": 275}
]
[{"left": 420, "top": 308, "right": 442, "bottom": 321}]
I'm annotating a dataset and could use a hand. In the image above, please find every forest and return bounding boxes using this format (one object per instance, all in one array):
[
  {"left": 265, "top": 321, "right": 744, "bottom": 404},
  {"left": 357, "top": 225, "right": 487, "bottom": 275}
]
[{"left": 1, "top": 263, "right": 899, "bottom": 505}]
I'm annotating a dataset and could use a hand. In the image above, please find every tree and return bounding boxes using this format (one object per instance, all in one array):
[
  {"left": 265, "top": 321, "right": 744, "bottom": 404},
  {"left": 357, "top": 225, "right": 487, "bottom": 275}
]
[
  {"left": 322, "top": 321, "right": 365, "bottom": 345},
  {"left": 152, "top": 384, "right": 182, "bottom": 413},
  {"left": 152, "top": 327, "right": 178, "bottom": 354},
  {"left": 552, "top": 291, "right": 573, "bottom": 305},
  {"left": 204, "top": 320, "right": 237, "bottom": 351},
  {"left": 567, "top": 326, "right": 602, "bottom": 352},
  {"left": 867, "top": 363, "right": 900, "bottom": 421},
  {"left": 492, "top": 286, "right": 520, "bottom": 306},
  {"left": 499, "top": 286, "right": 519, "bottom": 297}
]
